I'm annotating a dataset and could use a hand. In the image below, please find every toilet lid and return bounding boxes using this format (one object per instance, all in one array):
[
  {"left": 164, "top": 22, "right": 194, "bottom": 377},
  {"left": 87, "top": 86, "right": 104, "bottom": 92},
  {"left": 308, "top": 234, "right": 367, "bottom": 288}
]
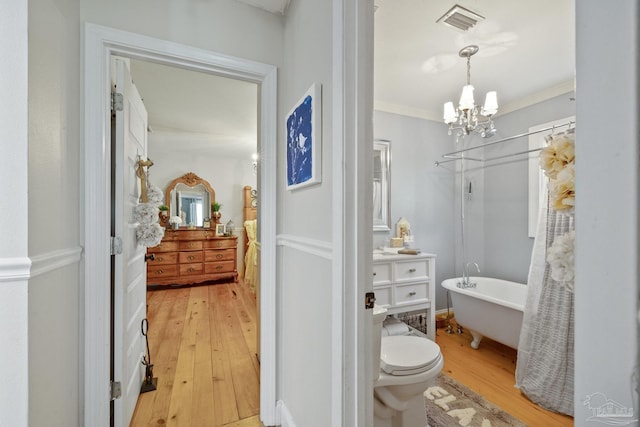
[{"left": 380, "top": 336, "right": 441, "bottom": 376}]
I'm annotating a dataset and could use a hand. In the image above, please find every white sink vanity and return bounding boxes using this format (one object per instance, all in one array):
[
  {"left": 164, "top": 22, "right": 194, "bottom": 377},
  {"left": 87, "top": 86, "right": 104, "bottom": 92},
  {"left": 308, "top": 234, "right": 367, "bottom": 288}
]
[{"left": 372, "top": 250, "right": 436, "bottom": 340}]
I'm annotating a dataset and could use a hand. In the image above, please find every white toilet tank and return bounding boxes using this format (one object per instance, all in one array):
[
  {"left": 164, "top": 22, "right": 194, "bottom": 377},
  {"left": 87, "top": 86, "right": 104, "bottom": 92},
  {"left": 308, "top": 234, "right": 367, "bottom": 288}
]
[{"left": 373, "top": 305, "right": 387, "bottom": 379}]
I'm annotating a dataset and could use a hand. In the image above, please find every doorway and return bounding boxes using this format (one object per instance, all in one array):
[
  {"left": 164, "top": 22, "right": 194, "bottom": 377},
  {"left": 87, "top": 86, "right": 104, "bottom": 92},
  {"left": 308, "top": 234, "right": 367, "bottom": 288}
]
[
  {"left": 125, "top": 57, "right": 261, "bottom": 425},
  {"left": 83, "top": 24, "right": 278, "bottom": 427}
]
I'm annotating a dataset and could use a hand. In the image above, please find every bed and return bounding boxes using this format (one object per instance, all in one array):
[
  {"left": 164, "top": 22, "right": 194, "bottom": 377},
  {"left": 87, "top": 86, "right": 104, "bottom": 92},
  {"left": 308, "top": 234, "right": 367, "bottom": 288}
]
[{"left": 243, "top": 185, "right": 258, "bottom": 291}]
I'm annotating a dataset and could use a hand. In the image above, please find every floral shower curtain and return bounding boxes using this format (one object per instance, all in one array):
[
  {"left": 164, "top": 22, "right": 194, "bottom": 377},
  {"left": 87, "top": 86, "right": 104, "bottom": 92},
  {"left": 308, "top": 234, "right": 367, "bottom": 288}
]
[{"left": 515, "top": 131, "right": 575, "bottom": 416}]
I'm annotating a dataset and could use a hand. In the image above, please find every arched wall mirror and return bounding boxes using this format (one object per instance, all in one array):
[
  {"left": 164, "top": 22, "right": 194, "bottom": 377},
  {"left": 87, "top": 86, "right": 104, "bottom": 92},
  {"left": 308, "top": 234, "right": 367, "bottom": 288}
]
[{"left": 165, "top": 172, "right": 216, "bottom": 227}]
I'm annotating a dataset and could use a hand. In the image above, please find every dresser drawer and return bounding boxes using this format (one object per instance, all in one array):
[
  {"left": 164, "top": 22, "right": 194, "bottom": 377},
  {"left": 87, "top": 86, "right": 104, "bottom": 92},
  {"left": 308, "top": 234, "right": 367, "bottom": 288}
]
[
  {"left": 148, "top": 241, "right": 179, "bottom": 253},
  {"left": 373, "top": 262, "right": 392, "bottom": 285},
  {"left": 147, "top": 265, "right": 178, "bottom": 279},
  {"left": 148, "top": 251, "right": 177, "bottom": 265},
  {"left": 179, "top": 240, "right": 203, "bottom": 251},
  {"left": 179, "top": 251, "right": 204, "bottom": 263},
  {"left": 204, "top": 248, "right": 236, "bottom": 262},
  {"left": 394, "top": 282, "right": 428, "bottom": 305},
  {"left": 204, "top": 238, "right": 236, "bottom": 249},
  {"left": 394, "top": 259, "right": 429, "bottom": 281},
  {"left": 205, "top": 260, "right": 235, "bottom": 274},
  {"left": 180, "top": 263, "right": 204, "bottom": 276}
]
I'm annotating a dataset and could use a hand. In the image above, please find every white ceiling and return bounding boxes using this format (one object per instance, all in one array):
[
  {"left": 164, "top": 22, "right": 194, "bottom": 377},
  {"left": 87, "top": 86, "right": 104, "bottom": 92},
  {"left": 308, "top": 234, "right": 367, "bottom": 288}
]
[{"left": 129, "top": 0, "right": 575, "bottom": 156}]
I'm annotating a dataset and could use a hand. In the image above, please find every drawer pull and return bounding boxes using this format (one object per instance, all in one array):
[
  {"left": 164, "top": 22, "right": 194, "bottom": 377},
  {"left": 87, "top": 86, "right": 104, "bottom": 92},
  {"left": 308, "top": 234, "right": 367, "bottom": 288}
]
[
  {"left": 216, "top": 254, "right": 223, "bottom": 259},
  {"left": 188, "top": 268, "right": 195, "bottom": 273},
  {"left": 188, "top": 255, "right": 196, "bottom": 260},
  {"left": 215, "top": 265, "right": 223, "bottom": 270},
  {"left": 408, "top": 291, "right": 416, "bottom": 296},
  {"left": 408, "top": 268, "right": 416, "bottom": 273},
  {"left": 373, "top": 272, "right": 377, "bottom": 276},
  {"left": 157, "top": 257, "right": 163, "bottom": 262},
  {"left": 155, "top": 270, "right": 163, "bottom": 274}
]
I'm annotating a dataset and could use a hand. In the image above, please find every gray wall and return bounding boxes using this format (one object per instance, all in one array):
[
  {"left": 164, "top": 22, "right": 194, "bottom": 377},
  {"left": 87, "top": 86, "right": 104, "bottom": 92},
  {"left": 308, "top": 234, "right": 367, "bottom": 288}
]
[{"left": 482, "top": 93, "right": 575, "bottom": 283}]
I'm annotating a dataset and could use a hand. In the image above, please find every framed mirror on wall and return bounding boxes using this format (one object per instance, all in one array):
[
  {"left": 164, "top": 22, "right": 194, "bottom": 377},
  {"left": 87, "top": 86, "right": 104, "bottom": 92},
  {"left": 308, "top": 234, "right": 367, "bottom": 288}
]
[{"left": 373, "top": 139, "right": 391, "bottom": 231}]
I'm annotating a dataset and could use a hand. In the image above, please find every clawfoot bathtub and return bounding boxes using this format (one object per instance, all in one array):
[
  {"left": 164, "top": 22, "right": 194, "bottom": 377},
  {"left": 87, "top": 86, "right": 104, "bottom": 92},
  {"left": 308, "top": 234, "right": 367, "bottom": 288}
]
[{"left": 441, "top": 277, "right": 526, "bottom": 349}]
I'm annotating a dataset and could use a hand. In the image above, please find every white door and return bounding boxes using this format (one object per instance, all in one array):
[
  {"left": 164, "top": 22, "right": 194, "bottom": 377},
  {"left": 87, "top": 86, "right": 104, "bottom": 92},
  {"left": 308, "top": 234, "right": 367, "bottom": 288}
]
[{"left": 112, "top": 57, "right": 149, "bottom": 427}]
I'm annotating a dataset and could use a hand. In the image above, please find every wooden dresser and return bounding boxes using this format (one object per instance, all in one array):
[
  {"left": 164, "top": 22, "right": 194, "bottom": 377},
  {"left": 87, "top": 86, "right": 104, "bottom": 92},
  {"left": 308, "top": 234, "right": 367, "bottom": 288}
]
[{"left": 146, "top": 228, "right": 238, "bottom": 287}]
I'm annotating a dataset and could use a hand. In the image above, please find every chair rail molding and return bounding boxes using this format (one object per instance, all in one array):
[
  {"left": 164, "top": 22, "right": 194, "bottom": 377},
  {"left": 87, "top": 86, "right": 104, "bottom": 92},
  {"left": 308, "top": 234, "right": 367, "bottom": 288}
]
[{"left": 0, "top": 257, "right": 31, "bottom": 283}]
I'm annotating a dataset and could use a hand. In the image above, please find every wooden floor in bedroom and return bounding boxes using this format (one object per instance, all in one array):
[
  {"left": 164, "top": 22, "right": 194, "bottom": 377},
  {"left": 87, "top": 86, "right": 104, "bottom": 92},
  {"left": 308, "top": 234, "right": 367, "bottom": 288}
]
[
  {"left": 130, "top": 279, "right": 263, "bottom": 427},
  {"left": 435, "top": 319, "right": 574, "bottom": 427}
]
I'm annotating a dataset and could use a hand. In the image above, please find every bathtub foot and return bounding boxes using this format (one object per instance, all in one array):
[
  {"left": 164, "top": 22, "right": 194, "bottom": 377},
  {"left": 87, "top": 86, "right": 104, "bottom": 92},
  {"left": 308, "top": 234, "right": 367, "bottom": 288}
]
[{"left": 469, "top": 330, "right": 483, "bottom": 349}]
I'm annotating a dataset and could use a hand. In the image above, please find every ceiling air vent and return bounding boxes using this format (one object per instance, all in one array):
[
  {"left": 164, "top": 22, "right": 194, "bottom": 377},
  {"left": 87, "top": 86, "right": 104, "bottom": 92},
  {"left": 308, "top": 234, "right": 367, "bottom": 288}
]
[{"left": 437, "top": 4, "right": 485, "bottom": 32}]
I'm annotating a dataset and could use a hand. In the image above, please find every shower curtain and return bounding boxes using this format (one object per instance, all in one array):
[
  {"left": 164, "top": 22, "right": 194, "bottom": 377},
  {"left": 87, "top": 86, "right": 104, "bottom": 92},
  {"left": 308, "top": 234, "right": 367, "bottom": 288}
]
[{"left": 516, "top": 172, "right": 575, "bottom": 415}]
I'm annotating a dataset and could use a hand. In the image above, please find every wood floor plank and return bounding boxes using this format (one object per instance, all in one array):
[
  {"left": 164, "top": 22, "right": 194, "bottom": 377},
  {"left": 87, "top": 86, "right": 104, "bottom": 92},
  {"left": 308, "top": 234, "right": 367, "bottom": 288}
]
[{"left": 210, "top": 284, "right": 241, "bottom": 425}]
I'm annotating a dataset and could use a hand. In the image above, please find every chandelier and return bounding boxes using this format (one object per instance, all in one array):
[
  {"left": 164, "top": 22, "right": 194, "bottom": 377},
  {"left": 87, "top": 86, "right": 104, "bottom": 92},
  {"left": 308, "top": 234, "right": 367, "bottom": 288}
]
[{"left": 443, "top": 45, "right": 498, "bottom": 141}]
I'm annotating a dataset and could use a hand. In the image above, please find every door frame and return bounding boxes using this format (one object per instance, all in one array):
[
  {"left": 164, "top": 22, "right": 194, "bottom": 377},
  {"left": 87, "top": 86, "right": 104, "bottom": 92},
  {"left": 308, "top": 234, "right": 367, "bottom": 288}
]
[{"left": 83, "top": 23, "right": 278, "bottom": 426}]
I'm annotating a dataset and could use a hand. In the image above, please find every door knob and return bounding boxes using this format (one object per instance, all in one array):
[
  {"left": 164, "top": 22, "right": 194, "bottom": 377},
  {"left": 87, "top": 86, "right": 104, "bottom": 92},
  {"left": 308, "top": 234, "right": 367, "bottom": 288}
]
[{"left": 144, "top": 254, "right": 155, "bottom": 262}]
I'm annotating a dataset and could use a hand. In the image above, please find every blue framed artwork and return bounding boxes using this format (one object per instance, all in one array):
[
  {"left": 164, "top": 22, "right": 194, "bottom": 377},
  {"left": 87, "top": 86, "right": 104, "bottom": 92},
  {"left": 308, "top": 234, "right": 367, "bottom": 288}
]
[{"left": 286, "top": 83, "right": 321, "bottom": 190}]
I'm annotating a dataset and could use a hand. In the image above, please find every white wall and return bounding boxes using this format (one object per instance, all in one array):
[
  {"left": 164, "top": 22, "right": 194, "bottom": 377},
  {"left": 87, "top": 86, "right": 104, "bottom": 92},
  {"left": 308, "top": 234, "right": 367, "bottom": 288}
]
[
  {"left": 278, "top": 1, "right": 335, "bottom": 425},
  {"left": 575, "top": 1, "right": 639, "bottom": 424},
  {"left": 28, "top": 0, "right": 83, "bottom": 426},
  {"left": 0, "top": 1, "right": 29, "bottom": 426}
]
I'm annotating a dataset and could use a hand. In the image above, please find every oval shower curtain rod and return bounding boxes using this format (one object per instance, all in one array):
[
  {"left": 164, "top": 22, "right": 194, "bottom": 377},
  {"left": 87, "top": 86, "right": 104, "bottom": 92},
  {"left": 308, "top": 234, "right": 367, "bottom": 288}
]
[{"left": 435, "top": 120, "right": 575, "bottom": 166}]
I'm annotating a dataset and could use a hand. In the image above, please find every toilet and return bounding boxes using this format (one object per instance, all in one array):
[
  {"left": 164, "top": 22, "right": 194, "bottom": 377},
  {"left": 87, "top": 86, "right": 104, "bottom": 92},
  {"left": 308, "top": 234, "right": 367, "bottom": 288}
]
[{"left": 373, "top": 305, "right": 443, "bottom": 427}]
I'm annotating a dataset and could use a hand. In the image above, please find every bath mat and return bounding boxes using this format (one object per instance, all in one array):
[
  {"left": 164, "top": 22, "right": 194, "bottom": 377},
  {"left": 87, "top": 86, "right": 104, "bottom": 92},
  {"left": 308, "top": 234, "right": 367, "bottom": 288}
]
[{"left": 424, "top": 374, "right": 528, "bottom": 427}]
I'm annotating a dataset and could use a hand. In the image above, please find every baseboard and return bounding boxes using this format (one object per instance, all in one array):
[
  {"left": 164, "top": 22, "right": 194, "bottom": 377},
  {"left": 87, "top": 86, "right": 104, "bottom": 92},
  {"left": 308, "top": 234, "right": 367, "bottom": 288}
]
[
  {"left": 436, "top": 308, "right": 455, "bottom": 317},
  {"left": 276, "top": 400, "right": 297, "bottom": 427}
]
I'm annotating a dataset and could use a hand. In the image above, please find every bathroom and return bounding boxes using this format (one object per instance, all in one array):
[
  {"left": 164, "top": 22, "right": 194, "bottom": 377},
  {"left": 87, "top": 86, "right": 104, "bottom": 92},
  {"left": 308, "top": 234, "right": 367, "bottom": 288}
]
[{"left": 371, "top": 1, "right": 576, "bottom": 425}]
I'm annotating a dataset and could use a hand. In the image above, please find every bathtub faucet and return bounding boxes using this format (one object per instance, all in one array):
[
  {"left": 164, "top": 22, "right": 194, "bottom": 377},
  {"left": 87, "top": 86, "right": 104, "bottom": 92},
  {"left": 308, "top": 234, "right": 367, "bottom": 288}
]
[{"left": 458, "top": 262, "right": 480, "bottom": 288}]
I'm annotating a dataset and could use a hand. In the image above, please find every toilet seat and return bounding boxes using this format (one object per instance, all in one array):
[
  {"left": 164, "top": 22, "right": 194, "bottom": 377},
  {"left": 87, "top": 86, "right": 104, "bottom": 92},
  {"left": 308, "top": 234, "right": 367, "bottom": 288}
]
[{"left": 380, "top": 336, "right": 441, "bottom": 376}]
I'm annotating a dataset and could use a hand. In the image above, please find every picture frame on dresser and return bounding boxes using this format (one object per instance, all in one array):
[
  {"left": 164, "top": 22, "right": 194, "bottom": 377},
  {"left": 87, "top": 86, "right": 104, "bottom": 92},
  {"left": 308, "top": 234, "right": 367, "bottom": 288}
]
[{"left": 215, "top": 224, "right": 226, "bottom": 236}]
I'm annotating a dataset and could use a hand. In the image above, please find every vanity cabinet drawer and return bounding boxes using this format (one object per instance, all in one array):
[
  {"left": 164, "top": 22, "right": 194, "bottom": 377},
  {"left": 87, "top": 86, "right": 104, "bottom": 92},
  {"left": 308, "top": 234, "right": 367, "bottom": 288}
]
[
  {"left": 373, "top": 286, "right": 392, "bottom": 308},
  {"left": 147, "top": 265, "right": 178, "bottom": 278},
  {"left": 394, "top": 259, "right": 428, "bottom": 282},
  {"left": 373, "top": 262, "right": 392, "bottom": 285},
  {"left": 204, "top": 248, "right": 236, "bottom": 262},
  {"left": 204, "top": 239, "right": 236, "bottom": 249},
  {"left": 148, "top": 252, "right": 177, "bottom": 265},
  {"left": 394, "top": 282, "right": 428, "bottom": 306},
  {"left": 180, "top": 263, "right": 204, "bottom": 276},
  {"left": 205, "top": 260, "right": 235, "bottom": 274},
  {"left": 148, "top": 241, "right": 179, "bottom": 253},
  {"left": 179, "top": 240, "right": 203, "bottom": 251},
  {"left": 179, "top": 251, "right": 204, "bottom": 263}
]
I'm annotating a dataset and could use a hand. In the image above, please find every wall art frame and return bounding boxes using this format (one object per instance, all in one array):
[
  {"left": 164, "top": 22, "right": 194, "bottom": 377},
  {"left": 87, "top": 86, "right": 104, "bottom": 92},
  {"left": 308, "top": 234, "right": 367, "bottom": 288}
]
[{"left": 286, "top": 83, "right": 322, "bottom": 190}]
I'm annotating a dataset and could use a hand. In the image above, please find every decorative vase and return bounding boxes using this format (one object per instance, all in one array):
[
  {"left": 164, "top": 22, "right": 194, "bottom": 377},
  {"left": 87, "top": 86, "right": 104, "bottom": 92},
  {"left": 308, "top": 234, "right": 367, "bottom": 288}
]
[{"left": 212, "top": 211, "right": 222, "bottom": 224}]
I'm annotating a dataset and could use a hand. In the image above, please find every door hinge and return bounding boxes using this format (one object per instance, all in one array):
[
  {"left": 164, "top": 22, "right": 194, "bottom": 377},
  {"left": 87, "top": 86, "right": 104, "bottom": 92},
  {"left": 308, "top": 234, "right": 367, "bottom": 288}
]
[
  {"left": 110, "top": 236, "right": 123, "bottom": 255},
  {"left": 365, "top": 292, "right": 376, "bottom": 309},
  {"left": 111, "top": 92, "right": 124, "bottom": 112},
  {"left": 110, "top": 381, "right": 122, "bottom": 401}
]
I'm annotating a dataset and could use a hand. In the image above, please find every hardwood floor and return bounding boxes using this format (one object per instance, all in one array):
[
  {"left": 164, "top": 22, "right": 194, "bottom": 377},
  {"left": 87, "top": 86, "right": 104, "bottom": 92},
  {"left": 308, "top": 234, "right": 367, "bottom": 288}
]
[
  {"left": 131, "top": 283, "right": 572, "bottom": 427},
  {"left": 130, "top": 280, "right": 263, "bottom": 427},
  {"left": 435, "top": 319, "right": 574, "bottom": 427}
]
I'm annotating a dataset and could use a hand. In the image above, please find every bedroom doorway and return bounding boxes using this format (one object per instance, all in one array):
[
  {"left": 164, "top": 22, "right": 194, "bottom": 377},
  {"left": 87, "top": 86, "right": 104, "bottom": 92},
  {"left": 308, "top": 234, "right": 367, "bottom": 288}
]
[
  {"left": 83, "top": 24, "right": 278, "bottom": 427},
  {"left": 124, "top": 57, "right": 261, "bottom": 425}
]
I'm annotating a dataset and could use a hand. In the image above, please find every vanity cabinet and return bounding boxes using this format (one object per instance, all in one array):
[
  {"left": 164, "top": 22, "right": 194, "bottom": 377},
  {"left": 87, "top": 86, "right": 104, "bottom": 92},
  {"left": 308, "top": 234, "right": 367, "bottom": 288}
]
[
  {"left": 146, "top": 229, "right": 238, "bottom": 287},
  {"left": 373, "top": 252, "right": 436, "bottom": 340}
]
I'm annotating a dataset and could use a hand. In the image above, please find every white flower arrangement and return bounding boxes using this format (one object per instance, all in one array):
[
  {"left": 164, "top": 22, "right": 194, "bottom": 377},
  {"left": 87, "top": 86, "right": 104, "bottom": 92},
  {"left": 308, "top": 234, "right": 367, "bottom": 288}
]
[
  {"left": 169, "top": 216, "right": 182, "bottom": 225},
  {"left": 146, "top": 185, "right": 164, "bottom": 206},
  {"left": 540, "top": 134, "right": 575, "bottom": 180},
  {"left": 548, "top": 162, "right": 575, "bottom": 214},
  {"left": 133, "top": 203, "right": 159, "bottom": 225},
  {"left": 547, "top": 230, "right": 575, "bottom": 292},
  {"left": 136, "top": 222, "right": 164, "bottom": 247}
]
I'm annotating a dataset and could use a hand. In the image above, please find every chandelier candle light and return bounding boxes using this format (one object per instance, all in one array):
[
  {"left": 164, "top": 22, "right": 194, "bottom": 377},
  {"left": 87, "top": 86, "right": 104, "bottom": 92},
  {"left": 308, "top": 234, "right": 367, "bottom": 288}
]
[{"left": 443, "top": 45, "right": 498, "bottom": 141}]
